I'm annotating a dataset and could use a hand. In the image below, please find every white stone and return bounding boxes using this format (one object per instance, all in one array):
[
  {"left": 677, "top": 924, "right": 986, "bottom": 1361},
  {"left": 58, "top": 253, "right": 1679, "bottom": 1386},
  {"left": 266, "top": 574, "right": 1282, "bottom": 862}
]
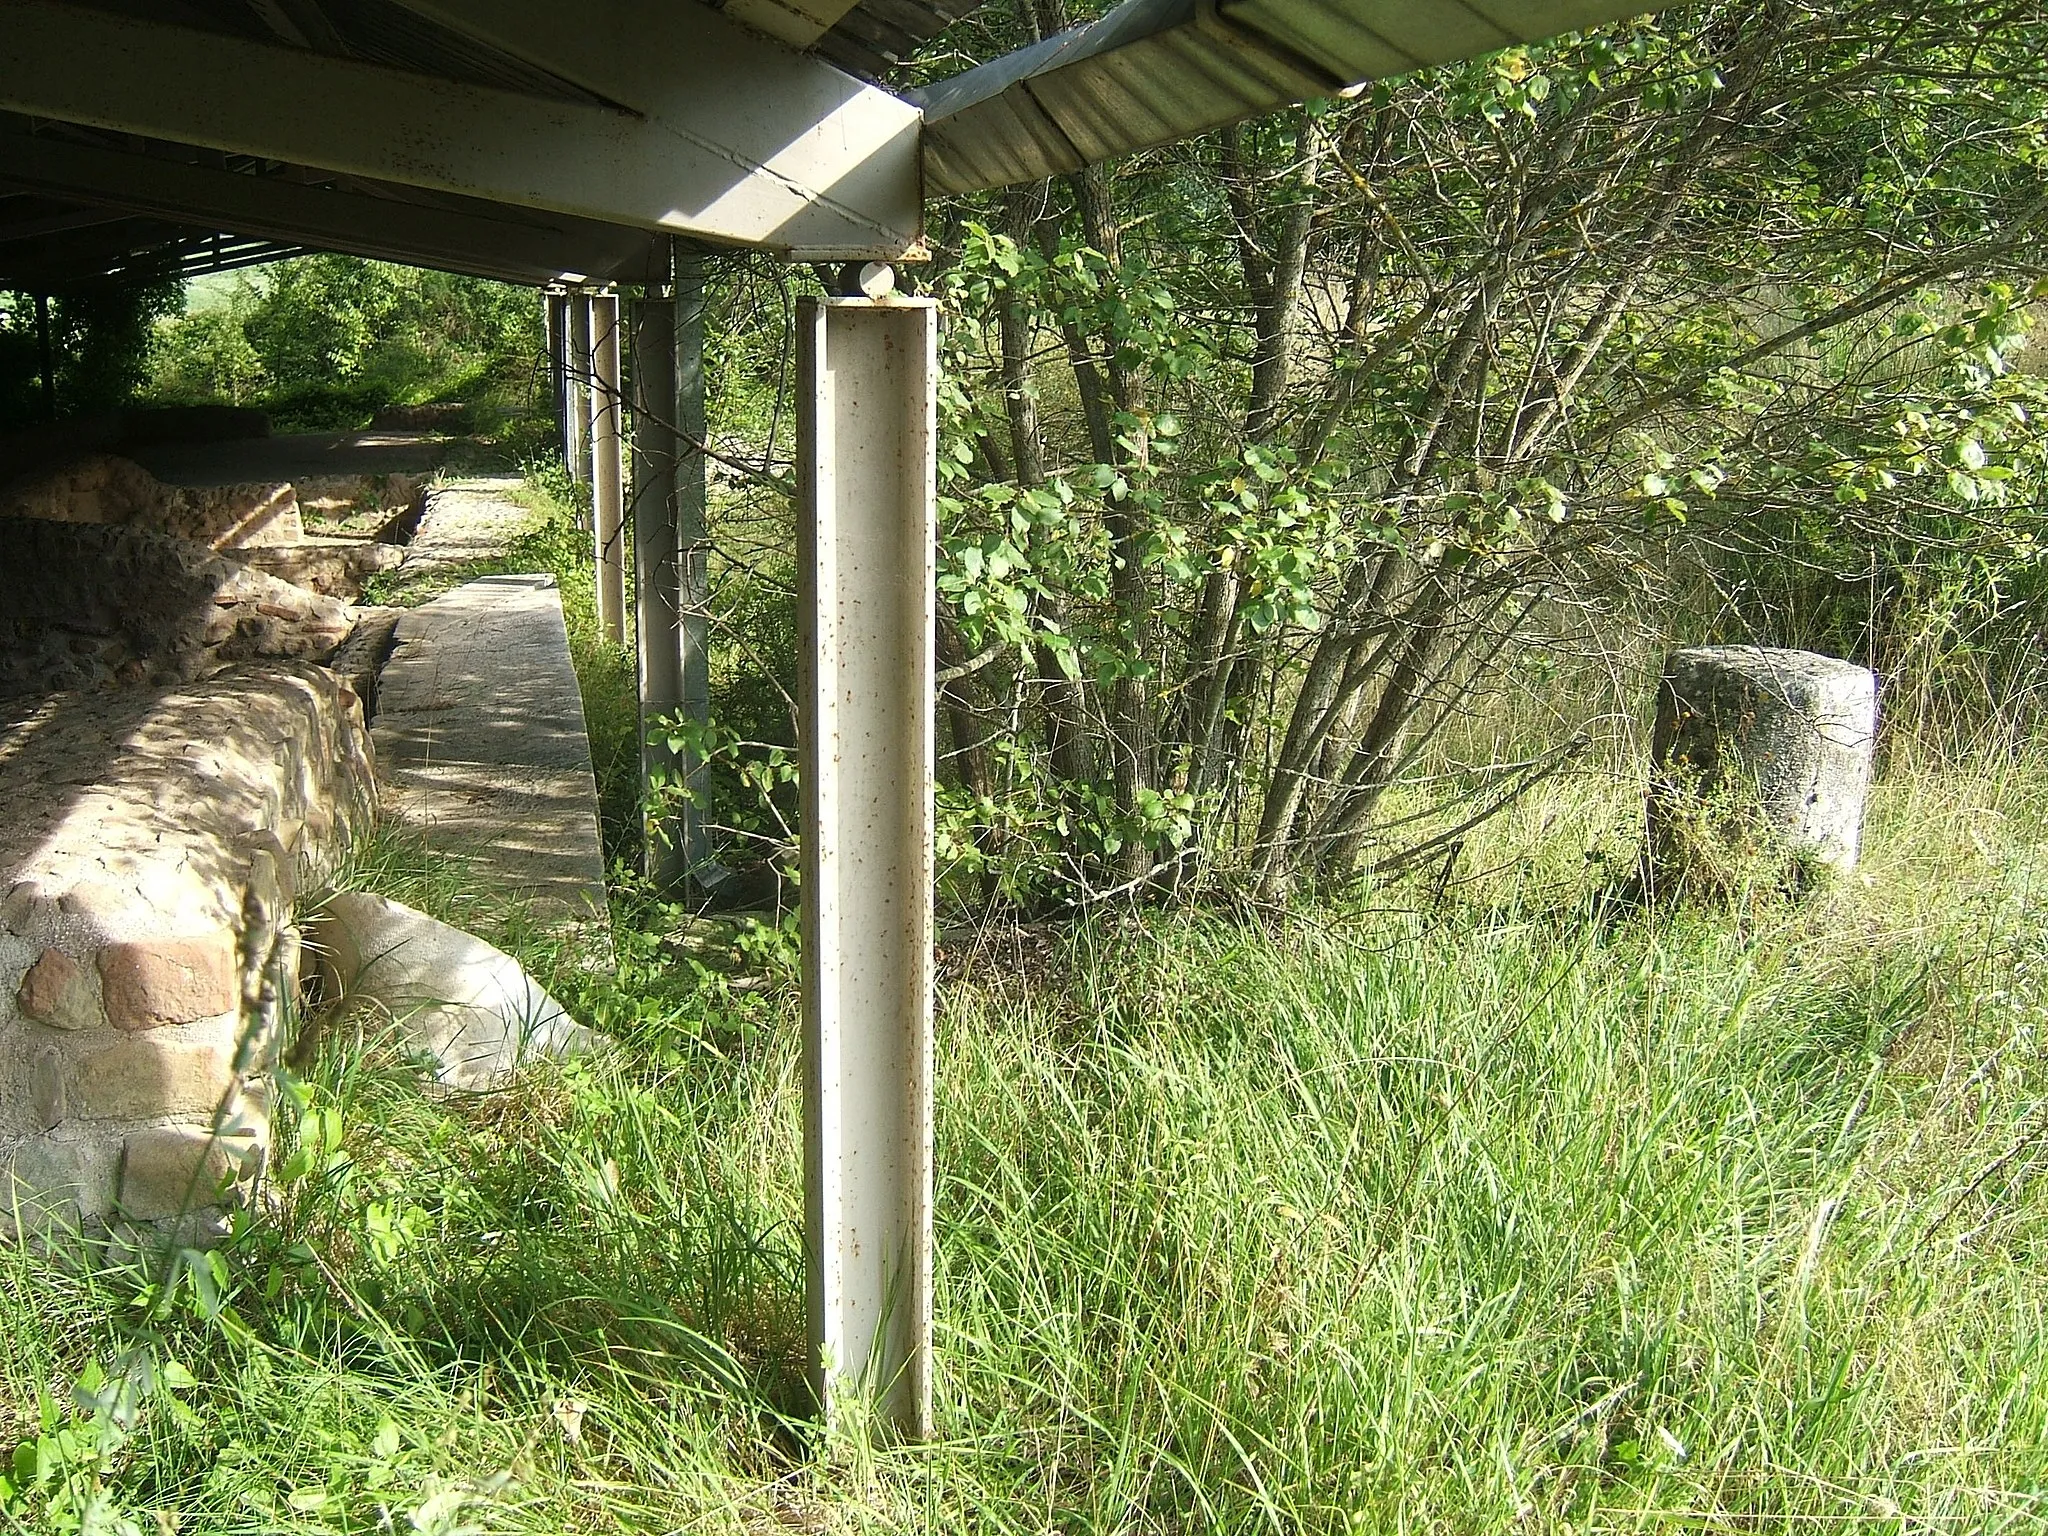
[
  {"left": 1647, "top": 645, "right": 1878, "bottom": 890},
  {"left": 308, "top": 891, "right": 599, "bottom": 1091}
]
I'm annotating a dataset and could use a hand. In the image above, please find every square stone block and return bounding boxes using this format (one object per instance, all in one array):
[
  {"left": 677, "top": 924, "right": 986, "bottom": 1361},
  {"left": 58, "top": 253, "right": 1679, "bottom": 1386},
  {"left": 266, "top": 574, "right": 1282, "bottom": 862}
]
[
  {"left": 118, "top": 1126, "right": 259, "bottom": 1221},
  {"left": 68, "top": 1027, "right": 240, "bottom": 1123},
  {"left": 99, "top": 932, "right": 237, "bottom": 1030},
  {"left": 2, "top": 1133, "right": 120, "bottom": 1233}
]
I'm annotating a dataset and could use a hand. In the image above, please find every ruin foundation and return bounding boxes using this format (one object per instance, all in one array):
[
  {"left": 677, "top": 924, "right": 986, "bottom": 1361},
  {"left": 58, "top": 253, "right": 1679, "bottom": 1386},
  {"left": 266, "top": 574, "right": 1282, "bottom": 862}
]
[{"left": 0, "top": 664, "right": 375, "bottom": 1242}]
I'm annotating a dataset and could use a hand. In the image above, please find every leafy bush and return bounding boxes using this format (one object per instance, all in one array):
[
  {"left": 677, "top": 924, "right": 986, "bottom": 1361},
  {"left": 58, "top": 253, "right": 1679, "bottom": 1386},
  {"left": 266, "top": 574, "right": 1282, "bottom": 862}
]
[
  {"left": 147, "top": 255, "right": 545, "bottom": 431},
  {"left": 146, "top": 305, "right": 266, "bottom": 404},
  {"left": 0, "top": 278, "right": 183, "bottom": 429}
]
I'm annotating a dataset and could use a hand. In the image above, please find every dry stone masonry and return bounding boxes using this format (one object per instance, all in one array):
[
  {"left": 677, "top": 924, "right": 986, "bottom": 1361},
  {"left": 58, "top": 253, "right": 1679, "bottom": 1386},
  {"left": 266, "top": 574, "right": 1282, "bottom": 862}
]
[
  {"left": 0, "top": 518, "right": 358, "bottom": 697},
  {"left": 0, "top": 665, "right": 375, "bottom": 1240},
  {"left": 0, "top": 454, "right": 427, "bottom": 698},
  {"left": 0, "top": 454, "right": 419, "bottom": 613},
  {"left": 0, "top": 460, "right": 603, "bottom": 1247},
  {"left": 1, "top": 453, "right": 306, "bottom": 548}
]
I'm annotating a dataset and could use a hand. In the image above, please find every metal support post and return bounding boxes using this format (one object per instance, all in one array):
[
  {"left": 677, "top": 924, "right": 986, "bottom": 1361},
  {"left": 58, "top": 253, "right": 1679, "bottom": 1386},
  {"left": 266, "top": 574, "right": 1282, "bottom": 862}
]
[
  {"left": 565, "top": 290, "right": 593, "bottom": 488},
  {"left": 631, "top": 281, "right": 685, "bottom": 884},
  {"left": 673, "top": 254, "right": 713, "bottom": 883},
  {"left": 796, "top": 295, "right": 937, "bottom": 1439},
  {"left": 590, "top": 290, "right": 626, "bottom": 646},
  {"left": 544, "top": 289, "right": 569, "bottom": 467}
]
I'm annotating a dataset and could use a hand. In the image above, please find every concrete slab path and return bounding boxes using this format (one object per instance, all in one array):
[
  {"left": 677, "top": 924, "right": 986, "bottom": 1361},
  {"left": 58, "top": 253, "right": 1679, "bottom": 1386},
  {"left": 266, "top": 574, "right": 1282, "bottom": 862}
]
[
  {"left": 393, "top": 475, "right": 537, "bottom": 575},
  {"left": 373, "top": 573, "right": 610, "bottom": 930}
]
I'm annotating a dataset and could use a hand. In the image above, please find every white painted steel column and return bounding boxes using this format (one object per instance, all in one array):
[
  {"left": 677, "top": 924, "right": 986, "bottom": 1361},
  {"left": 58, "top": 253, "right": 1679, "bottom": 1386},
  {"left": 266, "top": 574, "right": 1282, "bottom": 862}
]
[
  {"left": 797, "top": 296, "right": 937, "bottom": 1439},
  {"left": 590, "top": 290, "right": 626, "bottom": 646},
  {"left": 544, "top": 289, "right": 568, "bottom": 461},
  {"left": 672, "top": 254, "right": 714, "bottom": 883},
  {"left": 565, "top": 291, "right": 593, "bottom": 487},
  {"left": 631, "top": 283, "right": 684, "bottom": 884}
]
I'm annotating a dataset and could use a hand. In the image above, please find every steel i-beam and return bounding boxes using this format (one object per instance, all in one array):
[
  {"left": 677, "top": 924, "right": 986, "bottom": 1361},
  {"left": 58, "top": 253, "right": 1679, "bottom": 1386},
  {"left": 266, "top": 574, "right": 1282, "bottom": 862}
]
[
  {"left": 590, "top": 290, "right": 626, "bottom": 646},
  {"left": 566, "top": 292, "right": 593, "bottom": 487},
  {"left": 796, "top": 295, "right": 937, "bottom": 1438},
  {"left": 672, "top": 254, "right": 713, "bottom": 886},
  {"left": 544, "top": 290, "right": 570, "bottom": 459},
  {"left": 631, "top": 285, "right": 683, "bottom": 882}
]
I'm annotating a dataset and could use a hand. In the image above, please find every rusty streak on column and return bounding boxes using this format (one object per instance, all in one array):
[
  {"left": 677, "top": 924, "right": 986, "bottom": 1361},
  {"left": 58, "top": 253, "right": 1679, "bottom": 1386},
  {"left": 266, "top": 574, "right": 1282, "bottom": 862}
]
[
  {"left": 797, "top": 294, "right": 937, "bottom": 1439},
  {"left": 590, "top": 289, "right": 626, "bottom": 646}
]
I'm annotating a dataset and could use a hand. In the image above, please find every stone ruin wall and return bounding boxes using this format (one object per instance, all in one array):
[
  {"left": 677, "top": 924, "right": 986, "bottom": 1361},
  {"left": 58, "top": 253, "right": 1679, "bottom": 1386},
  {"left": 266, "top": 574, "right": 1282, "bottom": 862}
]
[
  {"left": 0, "top": 455, "right": 421, "bottom": 697},
  {"left": 0, "top": 667, "right": 376, "bottom": 1243},
  {"left": 0, "top": 452, "right": 413, "bottom": 1242}
]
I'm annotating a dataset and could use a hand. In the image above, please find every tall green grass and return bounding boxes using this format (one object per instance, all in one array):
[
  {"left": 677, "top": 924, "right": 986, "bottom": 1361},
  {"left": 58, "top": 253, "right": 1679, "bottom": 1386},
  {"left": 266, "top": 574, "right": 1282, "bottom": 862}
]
[
  {"left": 8, "top": 488, "right": 2044, "bottom": 1532},
  {"left": 5, "top": 756, "right": 2046, "bottom": 1533}
]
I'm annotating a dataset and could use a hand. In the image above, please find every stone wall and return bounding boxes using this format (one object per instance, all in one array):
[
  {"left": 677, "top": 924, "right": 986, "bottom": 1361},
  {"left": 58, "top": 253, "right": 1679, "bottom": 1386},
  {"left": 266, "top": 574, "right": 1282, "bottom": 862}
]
[
  {"left": 0, "top": 664, "right": 375, "bottom": 1241},
  {"left": 0, "top": 518, "right": 356, "bottom": 697},
  {"left": 0, "top": 456, "right": 425, "bottom": 613},
  {"left": 0, "top": 454, "right": 305, "bottom": 549}
]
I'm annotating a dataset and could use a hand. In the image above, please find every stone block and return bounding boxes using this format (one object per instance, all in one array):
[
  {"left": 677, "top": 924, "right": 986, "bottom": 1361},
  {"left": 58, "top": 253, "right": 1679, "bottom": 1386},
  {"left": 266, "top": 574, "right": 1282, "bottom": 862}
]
[
  {"left": 2, "top": 881, "right": 47, "bottom": 937},
  {"left": 17, "top": 947, "right": 100, "bottom": 1030},
  {"left": 118, "top": 1127, "right": 259, "bottom": 1221},
  {"left": 216, "top": 1081, "right": 271, "bottom": 1144},
  {"left": 67, "top": 1028, "right": 239, "bottom": 1122},
  {"left": 30, "top": 1046, "right": 64, "bottom": 1128},
  {"left": 2, "top": 1134, "right": 120, "bottom": 1231},
  {"left": 1645, "top": 645, "right": 1879, "bottom": 896},
  {"left": 99, "top": 933, "right": 237, "bottom": 1030},
  {"left": 313, "top": 891, "right": 598, "bottom": 1091}
]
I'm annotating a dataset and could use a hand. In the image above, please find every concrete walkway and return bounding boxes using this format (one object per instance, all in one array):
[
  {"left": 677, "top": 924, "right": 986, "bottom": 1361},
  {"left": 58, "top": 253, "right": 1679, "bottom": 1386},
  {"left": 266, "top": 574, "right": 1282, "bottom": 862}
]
[
  {"left": 373, "top": 573, "right": 610, "bottom": 930},
  {"left": 393, "top": 475, "right": 537, "bottom": 574}
]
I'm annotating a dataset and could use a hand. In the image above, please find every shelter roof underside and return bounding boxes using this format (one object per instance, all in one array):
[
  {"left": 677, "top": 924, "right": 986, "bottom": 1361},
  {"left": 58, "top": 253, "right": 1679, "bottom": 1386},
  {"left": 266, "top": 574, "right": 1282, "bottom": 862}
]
[{"left": 1, "top": 0, "right": 1665, "bottom": 288}]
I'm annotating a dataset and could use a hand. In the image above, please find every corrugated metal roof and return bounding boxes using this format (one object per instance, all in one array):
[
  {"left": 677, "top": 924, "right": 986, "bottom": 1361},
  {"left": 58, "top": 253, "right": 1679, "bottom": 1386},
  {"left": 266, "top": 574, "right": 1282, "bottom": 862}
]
[
  {"left": 916, "top": 0, "right": 1660, "bottom": 193},
  {"left": 815, "top": 0, "right": 986, "bottom": 82},
  {"left": 2, "top": 0, "right": 1671, "bottom": 286},
  {"left": 0, "top": 202, "right": 302, "bottom": 290}
]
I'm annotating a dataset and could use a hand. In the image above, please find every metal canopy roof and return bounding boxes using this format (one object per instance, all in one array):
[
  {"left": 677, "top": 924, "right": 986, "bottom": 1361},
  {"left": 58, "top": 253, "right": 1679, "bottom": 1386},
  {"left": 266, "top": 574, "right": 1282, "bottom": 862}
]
[
  {"left": 0, "top": 111, "right": 672, "bottom": 290},
  {"left": 0, "top": 0, "right": 1664, "bottom": 287},
  {"left": 918, "top": 0, "right": 1661, "bottom": 192}
]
